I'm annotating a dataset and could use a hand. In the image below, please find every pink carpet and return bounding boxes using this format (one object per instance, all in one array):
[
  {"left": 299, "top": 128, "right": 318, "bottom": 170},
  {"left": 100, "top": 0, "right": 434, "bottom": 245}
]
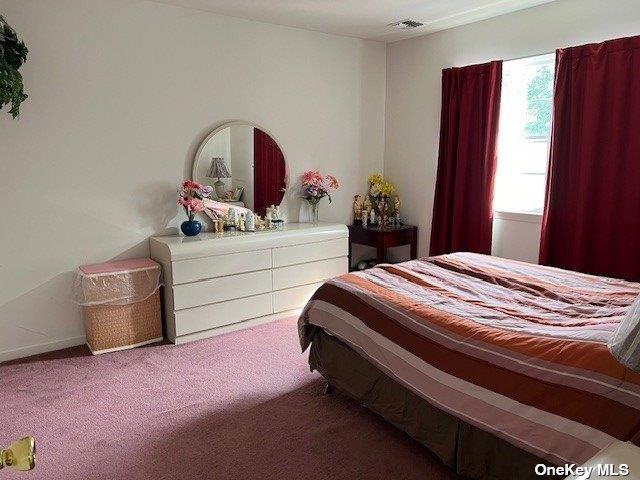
[{"left": 1, "top": 317, "right": 458, "bottom": 480}]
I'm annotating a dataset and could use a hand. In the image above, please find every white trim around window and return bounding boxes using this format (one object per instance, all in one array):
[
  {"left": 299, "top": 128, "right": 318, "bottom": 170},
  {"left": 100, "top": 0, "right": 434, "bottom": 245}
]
[{"left": 494, "top": 210, "right": 542, "bottom": 224}]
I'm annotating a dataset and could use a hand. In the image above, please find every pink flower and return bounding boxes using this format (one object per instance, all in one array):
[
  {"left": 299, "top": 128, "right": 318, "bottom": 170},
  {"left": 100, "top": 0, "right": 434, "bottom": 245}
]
[
  {"left": 300, "top": 171, "right": 340, "bottom": 203},
  {"left": 326, "top": 175, "right": 339, "bottom": 189},
  {"left": 178, "top": 180, "right": 206, "bottom": 220},
  {"left": 181, "top": 180, "right": 201, "bottom": 192},
  {"left": 186, "top": 198, "right": 204, "bottom": 212},
  {"left": 302, "top": 170, "right": 324, "bottom": 187},
  {"left": 179, "top": 197, "right": 204, "bottom": 212}
]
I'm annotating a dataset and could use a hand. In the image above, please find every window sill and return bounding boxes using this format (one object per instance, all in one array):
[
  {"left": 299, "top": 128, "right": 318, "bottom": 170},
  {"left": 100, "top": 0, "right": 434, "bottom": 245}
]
[{"left": 494, "top": 210, "right": 542, "bottom": 224}]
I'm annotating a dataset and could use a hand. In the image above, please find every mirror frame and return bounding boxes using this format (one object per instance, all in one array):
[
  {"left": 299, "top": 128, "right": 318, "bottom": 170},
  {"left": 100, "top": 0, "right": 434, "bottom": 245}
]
[{"left": 192, "top": 121, "right": 289, "bottom": 206}]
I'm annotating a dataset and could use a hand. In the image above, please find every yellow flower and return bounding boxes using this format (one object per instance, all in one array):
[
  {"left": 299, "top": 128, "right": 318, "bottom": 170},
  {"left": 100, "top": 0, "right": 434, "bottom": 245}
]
[
  {"left": 367, "top": 172, "right": 383, "bottom": 186},
  {"left": 379, "top": 180, "right": 396, "bottom": 197},
  {"left": 367, "top": 172, "right": 396, "bottom": 197}
]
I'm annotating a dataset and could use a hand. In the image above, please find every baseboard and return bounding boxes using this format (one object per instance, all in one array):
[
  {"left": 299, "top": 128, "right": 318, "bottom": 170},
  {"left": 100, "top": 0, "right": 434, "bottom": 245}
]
[
  {"left": 0, "top": 335, "right": 86, "bottom": 364},
  {"left": 87, "top": 337, "right": 163, "bottom": 355},
  {"left": 1, "top": 310, "right": 301, "bottom": 362}
]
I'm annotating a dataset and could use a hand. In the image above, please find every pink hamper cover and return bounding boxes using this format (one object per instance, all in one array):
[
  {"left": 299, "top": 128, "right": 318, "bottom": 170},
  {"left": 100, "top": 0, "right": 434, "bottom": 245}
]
[{"left": 75, "top": 258, "right": 162, "bottom": 307}]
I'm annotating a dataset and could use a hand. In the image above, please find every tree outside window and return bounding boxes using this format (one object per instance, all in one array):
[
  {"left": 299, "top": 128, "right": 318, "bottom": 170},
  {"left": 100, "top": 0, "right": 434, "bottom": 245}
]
[{"left": 524, "top": 65, "right": 553, "bottom": 137}]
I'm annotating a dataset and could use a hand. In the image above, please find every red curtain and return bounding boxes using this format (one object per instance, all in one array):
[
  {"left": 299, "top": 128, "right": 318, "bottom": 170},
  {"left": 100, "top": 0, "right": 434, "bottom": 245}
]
[
  {"left": 253, "top": 128, "right": 286, "bottom": 217},
  {"left": 429, "top": 61, "right": 502, "bottom": 256},
  {"left": 539, "top": 36, "right": 640, "bottom": 280}
]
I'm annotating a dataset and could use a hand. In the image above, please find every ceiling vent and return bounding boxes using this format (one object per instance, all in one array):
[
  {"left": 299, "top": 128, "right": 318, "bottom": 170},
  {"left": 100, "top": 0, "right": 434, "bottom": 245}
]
[{"left": 388, "top": 19, "right": 424, "bottom": 30}]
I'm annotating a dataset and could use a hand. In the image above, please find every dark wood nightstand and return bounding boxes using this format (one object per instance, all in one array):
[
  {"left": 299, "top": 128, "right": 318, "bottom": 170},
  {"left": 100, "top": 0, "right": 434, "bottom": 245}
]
[{"left": 348, "top": 224, "right": 418, "bottom": 270}]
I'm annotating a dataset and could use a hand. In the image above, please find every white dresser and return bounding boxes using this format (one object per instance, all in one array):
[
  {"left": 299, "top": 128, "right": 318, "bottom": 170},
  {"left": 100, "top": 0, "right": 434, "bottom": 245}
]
[{"left": 150, "top": 223, "right": 348, "bottom": 344}]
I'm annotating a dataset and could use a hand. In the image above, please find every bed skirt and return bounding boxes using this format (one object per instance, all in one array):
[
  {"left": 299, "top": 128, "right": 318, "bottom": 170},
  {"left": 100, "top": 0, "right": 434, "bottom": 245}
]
[{"left": 308, "top": 329, "right": 560, "bottom": 480}]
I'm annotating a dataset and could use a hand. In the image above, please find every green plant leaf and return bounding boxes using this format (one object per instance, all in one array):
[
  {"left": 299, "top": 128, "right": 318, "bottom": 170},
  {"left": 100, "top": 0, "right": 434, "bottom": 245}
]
[{"left": 0, "top": 15, "right": 28, "bottom": 118}]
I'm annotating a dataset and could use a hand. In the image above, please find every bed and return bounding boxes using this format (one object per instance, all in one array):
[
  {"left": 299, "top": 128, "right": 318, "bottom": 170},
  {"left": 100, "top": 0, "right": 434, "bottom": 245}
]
[{"left": 298, "top": 252, "right": 640, "bottom": 479}]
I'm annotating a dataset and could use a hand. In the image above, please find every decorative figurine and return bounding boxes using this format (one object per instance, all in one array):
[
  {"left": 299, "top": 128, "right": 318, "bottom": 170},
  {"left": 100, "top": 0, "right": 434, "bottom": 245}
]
[
  {"left": 369, "top": 209, "right": 376, "bottom": 226},
  {"left": 363, "top": 195, "right": 372, "bottom": 214},
  {"left": 378, "top": 197, "right": 389, "bottom": 228},
  {"left": 353, "top": 195, "right": 363, "bottom": 225},
  {"left": 226, "top": 208, "right": 238, "bottom": 230},
  {"left": 393, "top": 195, "right": 403, "bottom": 226},
  {"left": 245, "top": 210, "right": 255, "bottom": 232},
  {"left": 362, "top": 211, "right": 368, "bottom": 227},
  {"left": 265, "top": 206, "right": 273, "bottom": 227},
  {"left": 238, "top": 213, "right": 246, "bottom": 231},
  {"left": 266, "top": 205, "right": 281, "bottom": 228}
]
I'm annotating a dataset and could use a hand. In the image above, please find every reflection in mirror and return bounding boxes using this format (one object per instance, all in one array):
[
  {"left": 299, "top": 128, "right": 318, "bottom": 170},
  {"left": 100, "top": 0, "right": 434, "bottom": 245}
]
[{"left": 193, "top": 123, "right": 286, "bottom": 216}]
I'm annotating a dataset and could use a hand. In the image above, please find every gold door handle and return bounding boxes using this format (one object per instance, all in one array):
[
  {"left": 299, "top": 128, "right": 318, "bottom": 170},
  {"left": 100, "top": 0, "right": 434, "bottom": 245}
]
[{"left": 0, "top": 437, "right": 35, "bottom": 471}]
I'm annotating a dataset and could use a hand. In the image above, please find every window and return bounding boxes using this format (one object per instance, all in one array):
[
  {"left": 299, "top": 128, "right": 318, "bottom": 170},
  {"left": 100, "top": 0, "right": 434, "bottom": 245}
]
[{"left": 493, "top": 53, "right": 555, "bottom": 214}]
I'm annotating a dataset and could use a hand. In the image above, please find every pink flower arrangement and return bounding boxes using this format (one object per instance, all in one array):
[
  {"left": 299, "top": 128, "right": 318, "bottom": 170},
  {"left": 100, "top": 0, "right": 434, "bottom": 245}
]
[
  {"left": 178, "top": 180, "right": 212, "bottom": 220},
  {"left": 301, "top": 170, "right": 340, "bottom": 205}
]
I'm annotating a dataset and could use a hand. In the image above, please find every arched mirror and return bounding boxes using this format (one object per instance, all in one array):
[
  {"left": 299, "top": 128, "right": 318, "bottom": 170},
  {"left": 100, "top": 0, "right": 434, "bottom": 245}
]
[{"left": 192, "top": 122, "right": 287, "bottom": 216}]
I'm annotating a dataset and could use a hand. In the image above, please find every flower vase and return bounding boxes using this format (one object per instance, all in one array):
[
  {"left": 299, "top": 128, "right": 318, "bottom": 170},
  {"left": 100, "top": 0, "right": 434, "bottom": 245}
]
[
  {"left": 310, "top": 202, "right": 319, "bottom": 224},
  {"left": 181, "top": 220, "right": 202, "bottom": 236}
]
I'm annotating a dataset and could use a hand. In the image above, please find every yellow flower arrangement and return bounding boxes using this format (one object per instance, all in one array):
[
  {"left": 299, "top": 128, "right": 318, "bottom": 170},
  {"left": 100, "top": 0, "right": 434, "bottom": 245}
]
[
  {"left": 367, "top": 172, "right": 396, "bottom": 198},
  {"left": 362, "top": 172, "right": 401, "bottom": 228}
]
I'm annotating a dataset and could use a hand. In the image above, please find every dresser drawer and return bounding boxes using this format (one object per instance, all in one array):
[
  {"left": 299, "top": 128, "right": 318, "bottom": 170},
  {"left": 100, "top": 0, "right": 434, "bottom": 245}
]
[
  {"left": 173, "top": 270, "right": 272, "bottom": 310},
  {"left": 272, "top": 257, "right": 347, "bottom": 291},
  {"left": 272, "top": 238, "right": 348, "bottom": 268},
  {"left": 273, "top": 282, "right": 322, "bottom": 313},
  {"left": 172, "top": 249, "right": 271, "bottom": 284},
  {"left": 175, "top": 293, "right": 272, "bottom": 336}
]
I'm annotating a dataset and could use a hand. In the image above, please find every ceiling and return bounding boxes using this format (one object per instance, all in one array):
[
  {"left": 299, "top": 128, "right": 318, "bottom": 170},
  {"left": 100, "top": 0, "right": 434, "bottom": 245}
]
[{"left": 152, "top": 0, "right": 558, "bottom": 42}]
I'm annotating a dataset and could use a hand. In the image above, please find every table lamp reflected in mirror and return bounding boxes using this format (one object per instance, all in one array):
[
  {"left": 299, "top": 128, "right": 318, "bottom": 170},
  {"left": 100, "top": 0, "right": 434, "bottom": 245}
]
[{"left": 206, "top": 157, "right": 231, "bottom": 198}]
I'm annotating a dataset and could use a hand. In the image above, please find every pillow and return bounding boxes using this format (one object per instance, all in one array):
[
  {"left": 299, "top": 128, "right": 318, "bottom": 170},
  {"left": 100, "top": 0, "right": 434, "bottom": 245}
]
[
  {"left": 202, "top": 198, "right": 251, "bottom": 221},
  {"left": 221, "top": 186, "right": 244, "bottom": 202},
  {"left": 609, "top": 294, "right": 640, "bottom": 371}
]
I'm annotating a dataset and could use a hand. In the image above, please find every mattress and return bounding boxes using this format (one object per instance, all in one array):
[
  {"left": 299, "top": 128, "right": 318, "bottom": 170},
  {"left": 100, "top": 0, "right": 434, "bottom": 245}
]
[{"left": 298, "top": 252, "right": 640, "bottom": 466}]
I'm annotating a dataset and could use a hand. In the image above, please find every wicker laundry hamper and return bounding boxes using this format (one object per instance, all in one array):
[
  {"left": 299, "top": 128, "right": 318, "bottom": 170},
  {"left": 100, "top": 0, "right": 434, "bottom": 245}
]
[{"left": 74, "top": 258, "right": 163, "bottom": 354}]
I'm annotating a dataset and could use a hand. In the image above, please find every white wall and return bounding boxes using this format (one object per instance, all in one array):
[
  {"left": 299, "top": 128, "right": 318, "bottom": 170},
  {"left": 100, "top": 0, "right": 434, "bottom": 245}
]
[
  {"left": 385, "top": 0, "right": 640, "bottom": 259},
  {"left": 0, "top": 0, "right": 386, "bottom": 361}
]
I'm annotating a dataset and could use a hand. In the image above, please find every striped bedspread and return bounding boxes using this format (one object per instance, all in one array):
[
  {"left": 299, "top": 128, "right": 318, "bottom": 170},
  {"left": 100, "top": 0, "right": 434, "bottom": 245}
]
[{"left": 298, "top": 252, "right": 640, "bottom": 466}]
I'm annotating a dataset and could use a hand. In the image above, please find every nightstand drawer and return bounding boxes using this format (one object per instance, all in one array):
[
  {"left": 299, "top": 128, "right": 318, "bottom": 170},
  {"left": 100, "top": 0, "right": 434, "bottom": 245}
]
[
  {"left": 172, "top": 249, "right": 271, "bottom": 284},
  {"left": 175, "top": 293, "right": 272, "bottom": 336},
  {"left": 272, "top": 257, "right": 347, "bottom": 291},
  {"left": 173, "top": 270, "right": 272, "bottom": 310},
  {"left": 272, "top": 238, "right": 348, "bottom": 267}
]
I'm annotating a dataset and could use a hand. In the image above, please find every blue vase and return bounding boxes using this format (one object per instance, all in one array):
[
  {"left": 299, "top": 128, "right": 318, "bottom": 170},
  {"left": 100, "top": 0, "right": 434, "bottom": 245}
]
[{"left": 181, "top": 220, "right": 202, "bottom": 236}]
